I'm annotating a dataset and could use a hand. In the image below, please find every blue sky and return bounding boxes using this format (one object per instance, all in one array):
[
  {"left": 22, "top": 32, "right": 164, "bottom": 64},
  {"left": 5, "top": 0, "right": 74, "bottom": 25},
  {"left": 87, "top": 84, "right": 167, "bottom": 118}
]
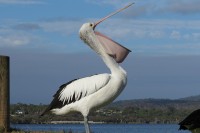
[{"left": 0, "top": 0, "right": 200, "bottom": 104}]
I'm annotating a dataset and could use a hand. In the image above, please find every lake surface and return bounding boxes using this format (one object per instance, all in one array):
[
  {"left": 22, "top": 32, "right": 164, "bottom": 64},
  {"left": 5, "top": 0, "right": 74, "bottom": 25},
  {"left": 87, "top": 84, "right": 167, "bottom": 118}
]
[{"left": 11, "top": 124, "right": 190, "bottom": 133}]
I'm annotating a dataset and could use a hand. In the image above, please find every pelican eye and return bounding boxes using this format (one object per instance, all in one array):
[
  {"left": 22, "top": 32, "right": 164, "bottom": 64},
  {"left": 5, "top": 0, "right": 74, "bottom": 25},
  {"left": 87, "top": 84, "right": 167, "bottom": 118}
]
[{"left": 90, "top": 23, "right": 93, "bottom": 27}]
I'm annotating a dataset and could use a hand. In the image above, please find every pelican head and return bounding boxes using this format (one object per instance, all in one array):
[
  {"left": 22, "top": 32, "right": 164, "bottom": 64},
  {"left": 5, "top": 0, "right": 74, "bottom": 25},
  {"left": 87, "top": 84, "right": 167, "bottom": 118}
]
[
  {"left": 79, "top": 22, "right": 95, "bottom": 44},
  {"left": 79, "top": 3, "right": 133, "bottom": 63}
]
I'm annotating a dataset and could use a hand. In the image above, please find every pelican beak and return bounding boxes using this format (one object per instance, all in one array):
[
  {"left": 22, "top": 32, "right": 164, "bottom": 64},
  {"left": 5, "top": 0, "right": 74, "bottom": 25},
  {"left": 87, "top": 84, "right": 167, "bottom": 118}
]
[
  {"left": 94, "top": 3, "right": 134, "bottom": 29},
  {"left": 93, "top": 3, "right": 133, "bottom": 63}
]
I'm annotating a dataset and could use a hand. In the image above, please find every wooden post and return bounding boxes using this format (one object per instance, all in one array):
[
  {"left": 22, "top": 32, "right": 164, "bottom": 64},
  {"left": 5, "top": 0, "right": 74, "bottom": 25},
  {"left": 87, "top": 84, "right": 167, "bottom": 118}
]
[{"left": 0, "top": 56, "right": 10, "bottom": 132}]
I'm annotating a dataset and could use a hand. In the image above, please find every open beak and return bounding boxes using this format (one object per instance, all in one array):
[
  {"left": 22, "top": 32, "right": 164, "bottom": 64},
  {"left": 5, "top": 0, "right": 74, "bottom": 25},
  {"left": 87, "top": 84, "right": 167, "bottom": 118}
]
[{"left": 94, "top": 3, "right": 133, "bottom": 63}]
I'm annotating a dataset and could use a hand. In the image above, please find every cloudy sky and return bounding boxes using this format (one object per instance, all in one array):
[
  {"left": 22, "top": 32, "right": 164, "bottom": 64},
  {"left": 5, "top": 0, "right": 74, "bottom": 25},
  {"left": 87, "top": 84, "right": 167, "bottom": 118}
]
[{"left": 0, "top": 0, "right": 200, "bottom": 104}]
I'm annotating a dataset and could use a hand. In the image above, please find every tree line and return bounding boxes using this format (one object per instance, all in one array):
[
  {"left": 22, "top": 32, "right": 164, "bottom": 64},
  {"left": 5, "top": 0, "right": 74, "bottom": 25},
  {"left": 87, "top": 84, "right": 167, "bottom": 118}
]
[{"left": 10, "top": 99, "right": 200, "bottom": 124}]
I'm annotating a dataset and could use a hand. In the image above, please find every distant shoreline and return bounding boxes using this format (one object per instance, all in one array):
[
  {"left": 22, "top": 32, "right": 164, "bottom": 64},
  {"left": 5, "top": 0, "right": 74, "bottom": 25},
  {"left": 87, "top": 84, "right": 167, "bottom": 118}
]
[
  {"left": 50, "top": 121, "right": 104, "bottom": 124},
  {"left": 10, "top": 97, "right": 200, "bottom": 125}
]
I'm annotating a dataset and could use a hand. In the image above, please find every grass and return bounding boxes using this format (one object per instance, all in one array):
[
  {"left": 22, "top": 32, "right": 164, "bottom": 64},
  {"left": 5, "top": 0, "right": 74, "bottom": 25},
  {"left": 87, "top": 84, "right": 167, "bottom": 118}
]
[
  {"left": 10, "top": 131, "right": 73, "bottom": 133},
  {"left": 10, "top": 128, "right": 73, "bottom": 133},
  {"left": 11, "top": 131, "right": 65, "bottom": 133},
  {"left": 9, "top": 127, "right": 75, "bottom": 133}
]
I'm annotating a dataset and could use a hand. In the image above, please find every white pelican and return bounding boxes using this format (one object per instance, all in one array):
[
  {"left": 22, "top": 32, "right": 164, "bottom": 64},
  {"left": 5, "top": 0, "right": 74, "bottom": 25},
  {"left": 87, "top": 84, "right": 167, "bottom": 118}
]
[
  {"left": 41, "top": 3, "right": 133, "bottom": 133},
  {"left": 179, "top": 109, "right": 200, "bottom": 133}
]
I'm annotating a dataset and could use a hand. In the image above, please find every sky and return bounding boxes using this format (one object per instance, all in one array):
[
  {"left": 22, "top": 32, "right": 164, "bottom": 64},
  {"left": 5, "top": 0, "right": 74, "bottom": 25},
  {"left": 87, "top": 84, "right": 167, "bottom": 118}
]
[{"left": 0, "top": 0, "right": 200, "bottom": 104}]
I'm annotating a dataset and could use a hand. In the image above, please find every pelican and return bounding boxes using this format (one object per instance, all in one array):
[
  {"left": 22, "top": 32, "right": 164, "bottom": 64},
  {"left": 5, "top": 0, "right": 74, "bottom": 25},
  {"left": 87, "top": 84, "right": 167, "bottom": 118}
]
[
  {"left": 41, "top": 3, "right": 133, "bottom": 133},
  {"left": 179, "top": 109, "right": 200, "bottom": 133}
]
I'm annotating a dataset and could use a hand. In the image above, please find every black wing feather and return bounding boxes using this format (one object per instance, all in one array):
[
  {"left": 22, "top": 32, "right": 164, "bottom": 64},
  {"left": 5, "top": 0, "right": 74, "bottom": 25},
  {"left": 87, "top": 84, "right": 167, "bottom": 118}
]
[
  {"left": 40, "top": 79, "right": 78, "bottom": 116},
  {"left": 179, "top": 109, "right": 200, "bottom": 130}
]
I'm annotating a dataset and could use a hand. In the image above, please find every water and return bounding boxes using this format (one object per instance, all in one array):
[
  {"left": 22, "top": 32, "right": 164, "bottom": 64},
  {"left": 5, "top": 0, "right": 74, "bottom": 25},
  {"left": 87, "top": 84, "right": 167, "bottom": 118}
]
[{"left": 11, "top": 124, "right": 190, "bottom": 133}]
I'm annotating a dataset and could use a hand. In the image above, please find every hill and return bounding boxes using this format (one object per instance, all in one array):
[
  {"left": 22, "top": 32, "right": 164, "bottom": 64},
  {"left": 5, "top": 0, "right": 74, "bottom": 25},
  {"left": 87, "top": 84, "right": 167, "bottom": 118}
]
[
  {"left": 110, "top": 97, "right": 200, "bottom": 110},
  {"left": 179, "top": 94, "right": 200, "bottom": 101},
  {"left": 10, "top": 95, "right": 200, "bottom": 124}
]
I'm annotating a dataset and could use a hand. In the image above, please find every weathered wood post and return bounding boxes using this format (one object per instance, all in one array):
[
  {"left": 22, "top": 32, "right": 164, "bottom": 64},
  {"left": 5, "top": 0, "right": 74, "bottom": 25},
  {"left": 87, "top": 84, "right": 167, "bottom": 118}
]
[{"left": 0, "top": 56, "right": 10, "bottom": 132}]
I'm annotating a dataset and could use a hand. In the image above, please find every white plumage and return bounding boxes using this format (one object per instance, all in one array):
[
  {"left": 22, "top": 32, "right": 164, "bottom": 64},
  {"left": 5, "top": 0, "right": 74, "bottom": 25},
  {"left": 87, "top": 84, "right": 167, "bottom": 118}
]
[
  {"left": 41, "top": 3, "right": 133, "bottom": 133},
  {"left": 58, "top": 74, "right": 110, "bottom": 109}
]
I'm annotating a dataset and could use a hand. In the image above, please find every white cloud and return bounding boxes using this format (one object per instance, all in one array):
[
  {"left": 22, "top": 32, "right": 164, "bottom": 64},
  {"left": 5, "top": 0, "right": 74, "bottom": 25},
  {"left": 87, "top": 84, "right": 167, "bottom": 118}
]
[
  {"left": 182, "top": 34, "right": 190, "bottom": 40},
  {"left": 0, "top": 0, "right": 44, "bottom": 4},
  {"left": 192, "top": 33, "right": 200, "bottom": 40},
  {"left": 1, "top": 16, "right": 200, "bottom": 55},
  {"left": 97, "top": 19, "right": 200, "bottom": 41},
  {"left": 0, "top": 34, "right": 30, "bottom": 47},
  {"left": 0, "top": 24, "right": 39, "bottom": 47},
  {"left": 149, "top": 31, "right": 165, "bottom": 39},
  {"left": 3, "top": 18, "right": 200, "bottom": 42},
  {"left": 39, "top": 20, "right": 82, "bottom": 35},
  {"left": 0, "top": 18, "right": 83, "bottom": 48},
  {"left": 86, "top": 0, "right": 200, "bottom": 18},
  {"left": 170, "top": 30, "right": 181, "bottom": 40},
  {"left": 85, "top": 0, "right": 133, "bottom": 7},
  {"left": 165, "top": 0, "right": 200, "bottom": 14},
  {"left": 13, "top": 23, "right": 41, "bottom": 30}
]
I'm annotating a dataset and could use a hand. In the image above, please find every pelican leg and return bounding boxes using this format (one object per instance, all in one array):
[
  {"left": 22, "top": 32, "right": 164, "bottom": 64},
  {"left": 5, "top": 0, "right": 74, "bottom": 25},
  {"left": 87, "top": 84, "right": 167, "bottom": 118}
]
[{"left": 84, "top": 116, "right": 91, "bottom": 133}]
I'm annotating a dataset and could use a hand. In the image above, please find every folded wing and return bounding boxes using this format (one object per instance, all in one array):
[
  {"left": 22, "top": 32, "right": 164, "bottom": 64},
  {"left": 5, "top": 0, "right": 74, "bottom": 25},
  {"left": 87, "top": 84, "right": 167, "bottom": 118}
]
[{"left": 41, "top": 73, "right": 110, "bottom": 115}]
